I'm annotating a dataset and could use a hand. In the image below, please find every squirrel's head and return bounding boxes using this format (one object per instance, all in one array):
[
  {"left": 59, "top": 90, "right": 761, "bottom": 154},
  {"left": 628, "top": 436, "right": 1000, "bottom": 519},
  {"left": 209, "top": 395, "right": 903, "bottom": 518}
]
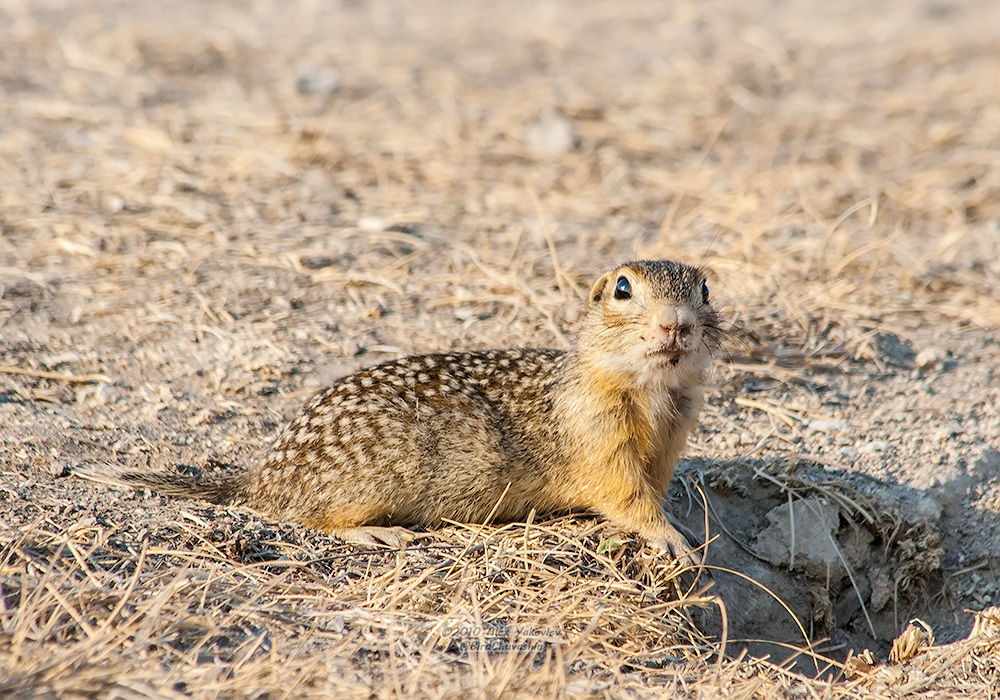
[{"left": 580, "top": 259, "right": 720, "bottom": 388}]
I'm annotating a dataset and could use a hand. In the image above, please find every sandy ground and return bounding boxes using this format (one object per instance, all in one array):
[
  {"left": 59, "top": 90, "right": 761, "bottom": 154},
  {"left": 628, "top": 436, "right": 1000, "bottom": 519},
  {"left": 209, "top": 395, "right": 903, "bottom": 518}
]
[{"left": 2, "top": 0, "right": 1000, "bottom": 696}]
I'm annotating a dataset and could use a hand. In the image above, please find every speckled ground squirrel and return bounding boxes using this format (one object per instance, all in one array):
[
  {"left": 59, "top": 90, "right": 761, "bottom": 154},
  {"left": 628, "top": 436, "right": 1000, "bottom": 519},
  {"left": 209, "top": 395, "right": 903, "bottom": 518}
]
[{"left": 74, "top": 259, "right": 722, "bottom": 562}]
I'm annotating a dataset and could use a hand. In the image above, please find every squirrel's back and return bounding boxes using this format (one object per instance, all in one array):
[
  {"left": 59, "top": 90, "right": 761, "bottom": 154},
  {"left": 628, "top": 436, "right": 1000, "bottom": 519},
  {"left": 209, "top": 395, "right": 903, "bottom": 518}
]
[{"left": 246, "top": 348, "right": 575, "bottom": 529}]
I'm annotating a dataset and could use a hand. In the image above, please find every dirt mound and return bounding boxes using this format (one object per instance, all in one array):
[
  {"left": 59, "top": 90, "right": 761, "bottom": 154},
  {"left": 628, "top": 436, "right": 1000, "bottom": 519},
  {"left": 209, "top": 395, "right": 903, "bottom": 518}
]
[{"left": 675, "top": 460, "right": 944, "bottom": 665}]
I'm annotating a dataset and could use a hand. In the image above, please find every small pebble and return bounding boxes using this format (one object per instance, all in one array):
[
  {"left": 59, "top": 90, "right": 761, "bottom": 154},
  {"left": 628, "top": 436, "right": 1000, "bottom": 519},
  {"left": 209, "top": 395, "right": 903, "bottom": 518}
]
[
  {"left": 357, "top": 216, "right": 388, "bottom": 232},
  {"left": 915, "top": 346, "right": 945, "bottom": 369},
  {"left": 933, "top": 425, "right": 962, "bottom": 442},
  {"left": 296, "top": 69, "right": 341, "bottom": 96},
  {"left": 323, "top": 616, "right": 346, "bottom": 633},
  {"left": 77, "top": 383, "right": 123, "bottom": 405},
  {"left": 874, "top": 332, "right": 916, "bottom": 367},
  {"left": 809, "top": 419, "right": 847, "bottom": 434},
  {"left": 525, "top": 114, "right": 576, "bottom": 155},
  {"left": 858, "top": 440, "right": 892, "bottom": 454}
]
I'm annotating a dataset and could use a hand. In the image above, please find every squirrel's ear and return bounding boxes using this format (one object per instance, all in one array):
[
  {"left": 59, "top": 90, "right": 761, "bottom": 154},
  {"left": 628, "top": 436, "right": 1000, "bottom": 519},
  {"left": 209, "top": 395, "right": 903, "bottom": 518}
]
[{"left": 589, "top": 272, "right": 612, "bottom": 304}]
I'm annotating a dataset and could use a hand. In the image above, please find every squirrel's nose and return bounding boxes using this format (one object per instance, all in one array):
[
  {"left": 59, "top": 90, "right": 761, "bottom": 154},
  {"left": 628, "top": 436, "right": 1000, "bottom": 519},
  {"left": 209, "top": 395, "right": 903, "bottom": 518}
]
[
  {"left": 655, "top": 304, "right": 696, "bottom": 338},
  {"left": 660, "top": 322, "right": 692, "bottom": 337}
]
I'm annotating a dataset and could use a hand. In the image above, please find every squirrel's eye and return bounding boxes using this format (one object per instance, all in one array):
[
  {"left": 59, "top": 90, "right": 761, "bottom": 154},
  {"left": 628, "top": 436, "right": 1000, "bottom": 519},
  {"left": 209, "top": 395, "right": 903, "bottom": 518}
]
[
  {"left": 701, "top": 280, "right": 710, "bottom": 303},
  {"left": 613, "top": 276, "right": 632, "bottom": 300}
]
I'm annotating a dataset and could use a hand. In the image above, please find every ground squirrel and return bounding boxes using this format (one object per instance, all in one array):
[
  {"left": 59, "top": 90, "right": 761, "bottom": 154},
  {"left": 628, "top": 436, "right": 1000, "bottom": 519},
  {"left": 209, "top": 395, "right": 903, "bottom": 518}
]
[{"left": 74, "top": 259, "right": 721, "bottom": 562}]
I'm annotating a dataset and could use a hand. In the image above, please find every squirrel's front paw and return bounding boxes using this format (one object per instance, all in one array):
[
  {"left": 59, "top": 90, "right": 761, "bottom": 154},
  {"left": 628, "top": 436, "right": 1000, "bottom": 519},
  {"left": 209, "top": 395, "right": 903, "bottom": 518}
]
[{"left": 649, "top": 525, "right": 703, "bottom": 569}]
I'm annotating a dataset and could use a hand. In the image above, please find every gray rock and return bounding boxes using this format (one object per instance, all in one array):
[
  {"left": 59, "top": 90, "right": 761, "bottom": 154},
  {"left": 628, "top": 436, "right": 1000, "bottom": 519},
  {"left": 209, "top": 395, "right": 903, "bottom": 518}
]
[{"left": 754, "top": 497, "right": 845, "bottom": 577}]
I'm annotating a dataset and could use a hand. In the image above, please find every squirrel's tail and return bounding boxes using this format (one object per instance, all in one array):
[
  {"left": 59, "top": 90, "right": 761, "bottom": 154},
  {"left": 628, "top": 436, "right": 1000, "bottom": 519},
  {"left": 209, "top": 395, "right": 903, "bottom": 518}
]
[{"left": 71, "top": 461, "right": 239, "bottom": 504}]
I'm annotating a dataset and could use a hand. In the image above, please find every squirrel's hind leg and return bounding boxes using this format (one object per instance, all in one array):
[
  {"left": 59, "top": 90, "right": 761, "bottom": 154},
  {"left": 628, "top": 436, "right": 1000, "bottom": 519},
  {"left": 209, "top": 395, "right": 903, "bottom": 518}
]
[{"left": 332, "top": 526, "right": 418, "bottom": 548}]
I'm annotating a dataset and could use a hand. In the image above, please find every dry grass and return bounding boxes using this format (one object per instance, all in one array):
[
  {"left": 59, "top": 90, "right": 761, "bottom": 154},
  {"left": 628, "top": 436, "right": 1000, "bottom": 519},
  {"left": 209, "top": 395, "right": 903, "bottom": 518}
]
[
  {"left": 2, "top": 513, "right": 997, "bottom": 698},
  {"left": 2, "top": 0, "right": 1000, "bottom": 696},
  {"left": 1, "top": 516, "right": 715, "bottom": 698}
]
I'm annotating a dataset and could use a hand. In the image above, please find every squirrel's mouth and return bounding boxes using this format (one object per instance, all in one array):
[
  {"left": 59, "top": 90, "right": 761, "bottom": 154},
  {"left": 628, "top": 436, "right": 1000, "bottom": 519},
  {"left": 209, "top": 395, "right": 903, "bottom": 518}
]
[{"left": 649, "top": 347, "right": 684, "bottom": 366}]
